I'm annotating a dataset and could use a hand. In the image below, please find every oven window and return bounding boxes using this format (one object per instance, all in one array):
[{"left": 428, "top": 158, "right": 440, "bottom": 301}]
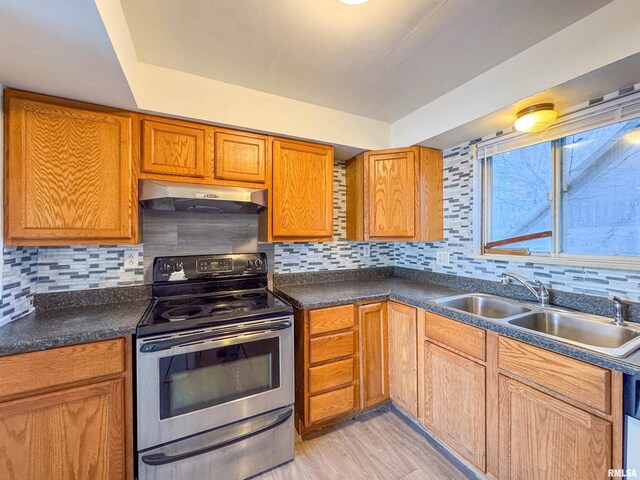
[{"left": 159, "top": 337, "right": 280, "bottom": 419}]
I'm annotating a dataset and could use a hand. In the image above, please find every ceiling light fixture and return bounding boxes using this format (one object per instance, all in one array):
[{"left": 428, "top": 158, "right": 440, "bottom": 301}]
[
  {"left": 624, "top": 128, "right": 640, "bottom": 144},
  {"left": 339, "top": 0, "right": 369, "bottom": 4},
  {"left": 514, "top": 103, "right": 558, "bottom": 133}
]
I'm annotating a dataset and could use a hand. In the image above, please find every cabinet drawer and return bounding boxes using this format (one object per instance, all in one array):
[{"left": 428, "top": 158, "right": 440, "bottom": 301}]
[
  {"left": 498, "top": 336, "right": 611, "bottom": 413},
  {"left": 308, "top": 385, "right": 356, "bottom": 423},
  {"left": 310, "top": 332, "right": 355, "bottom": 364},
  {"left": 309, "top": 358, "right": 354, "bottom": 394},
  {"left": 309, "top": 305, "right": 354, "bottom": 336},
  {"left": 425, "top": 313, "right": 486, "bottom": 361},
  {"left": 0, "top": 339, "right": 126, "bottom": 399}
]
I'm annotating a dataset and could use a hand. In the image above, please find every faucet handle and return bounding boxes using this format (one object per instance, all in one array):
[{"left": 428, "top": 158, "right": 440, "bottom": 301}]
[{"left": 609, "top": 294, "right": 627, "bottom": 326}]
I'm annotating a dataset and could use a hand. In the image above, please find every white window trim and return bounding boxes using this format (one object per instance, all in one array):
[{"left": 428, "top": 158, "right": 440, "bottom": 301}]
[{"left": 475, "top": 91, "right": 640, "bottom": 271}]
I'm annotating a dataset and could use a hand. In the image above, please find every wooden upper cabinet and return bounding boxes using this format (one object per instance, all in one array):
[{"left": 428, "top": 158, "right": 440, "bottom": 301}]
[
  {"left": 346, "top": 146, "right": 443, "bottom": 242},
  {"left": 267, "top": 138, "right": 333, "bottom": 241},
  {"left": 388, "top": 302, "right": 418, "bottom": 417},
  {"left": 424, "top": 342, "right": 486, "bottom": 471},
  {"left": 214, "top": 129, "right": 266, "bottom": 184},
  {"left": 368, "top": 149, "right": 418, "bottom": 238},
  {"left": 141, "top": 116, "right": 212, "bottom": 178},
  {"left": 4, "top": 90, "right": 138, "bottom": 245},
  {"left": 498, "top": 375, "right": 612, "bottom": 479},
  {"left": 359, "top": 303, "right": 389, "bottom": 408}
]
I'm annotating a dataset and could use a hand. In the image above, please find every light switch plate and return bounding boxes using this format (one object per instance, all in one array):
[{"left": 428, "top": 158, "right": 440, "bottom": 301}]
[
  {"left": 436, "top": 251, "right": 450, "bottom": 266},
  {"left": 124, "top": 249, "right": 139, "bottom": 269}
]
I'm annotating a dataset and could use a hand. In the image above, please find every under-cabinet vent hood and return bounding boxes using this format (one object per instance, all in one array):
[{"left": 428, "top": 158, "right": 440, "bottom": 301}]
[{"left": 139, "top": 180, "right": 267, "bottom": 214}]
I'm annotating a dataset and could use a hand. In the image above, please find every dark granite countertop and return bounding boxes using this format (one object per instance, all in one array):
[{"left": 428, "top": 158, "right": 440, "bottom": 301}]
[
  {"left": 274, "top": 276, "right": 640, "bottom": 375},
  {"left": 0, "top": 287, "right": 150, "bottom": 356}
]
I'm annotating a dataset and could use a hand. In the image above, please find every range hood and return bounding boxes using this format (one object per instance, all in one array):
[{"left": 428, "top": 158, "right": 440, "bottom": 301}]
[{"left": 139, "top": 180, "right": 267, "bottom": 214}]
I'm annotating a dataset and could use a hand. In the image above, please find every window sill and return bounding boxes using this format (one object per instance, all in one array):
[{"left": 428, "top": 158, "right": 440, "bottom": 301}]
[{"left": 475, "top": 253, "right": 640, "bottom": 271}]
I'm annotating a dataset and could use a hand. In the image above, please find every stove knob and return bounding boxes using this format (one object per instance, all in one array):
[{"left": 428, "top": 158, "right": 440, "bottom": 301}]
[
  {"left": 246, "top": 260, "right": 254, "bottom": 268},
  {"left": 160, "top": 262, "right": 172, "bottom": 273},
  {"left": 175, "top": 261, "right": 184, "bottom": 271},
  {"left": 254, "top": 258, "right": 264, "bottom": 268}
]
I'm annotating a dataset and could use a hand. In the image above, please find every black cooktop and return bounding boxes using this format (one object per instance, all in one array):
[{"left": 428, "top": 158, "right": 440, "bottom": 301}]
[
  {"left": 138, "top": 289, "right": 292, "bottom": 337},
  {"left": 137, "top": 253, "right": 292, "bottom": 337}
]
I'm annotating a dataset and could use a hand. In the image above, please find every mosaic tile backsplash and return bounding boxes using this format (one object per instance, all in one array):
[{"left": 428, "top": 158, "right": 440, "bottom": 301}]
[
  {"left": 394, "top": 145, "right": 640, "bottom": 302},
  {"left": 3, "top": 85, "right": 640, "bottom": 323}
]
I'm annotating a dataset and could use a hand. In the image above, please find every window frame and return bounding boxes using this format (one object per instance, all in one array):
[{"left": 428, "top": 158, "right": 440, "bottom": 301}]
[{"left": 478, "top": 93, "right": 640, "bottom": 270}]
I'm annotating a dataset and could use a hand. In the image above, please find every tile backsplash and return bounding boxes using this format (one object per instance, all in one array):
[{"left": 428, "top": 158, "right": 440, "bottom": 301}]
[
  {"left": 3, "top": 84, "right": 640, "bottom": 322},
  {"left": 394, "top": 144, "right": 640, "bottom": 302},
  {"left": 1, "top": 247, "right": 38, "bottom": 325}
]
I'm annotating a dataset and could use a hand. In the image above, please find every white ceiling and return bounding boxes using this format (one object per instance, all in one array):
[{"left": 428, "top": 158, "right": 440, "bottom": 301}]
[
  {"left": 120, "top": 0, "right": 611, "bottom": 122},
  {"left": 0, "top": 0, "right": 135, "bottom": 109},
  {"left": 421, "top": 52, "right": 640, "bottom": 150}
]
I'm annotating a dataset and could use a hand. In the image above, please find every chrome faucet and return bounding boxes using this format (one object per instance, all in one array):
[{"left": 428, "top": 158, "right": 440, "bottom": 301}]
[
  {"left": 501, "top": 273, "right": 550, "bottom": 307},
  {"left": 609, "top": 294, "right": 627, "bottom": 327}
]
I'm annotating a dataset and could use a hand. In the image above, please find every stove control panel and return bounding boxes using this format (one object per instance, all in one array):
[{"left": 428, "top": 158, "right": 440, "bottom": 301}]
[{"left": 153, "top": 253, "right": 268, "bottom": 282}]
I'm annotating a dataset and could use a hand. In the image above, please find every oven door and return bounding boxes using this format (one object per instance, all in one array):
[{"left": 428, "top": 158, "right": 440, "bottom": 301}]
[{"left": 137, "top": 316, "right": 294, "bottom": 450}]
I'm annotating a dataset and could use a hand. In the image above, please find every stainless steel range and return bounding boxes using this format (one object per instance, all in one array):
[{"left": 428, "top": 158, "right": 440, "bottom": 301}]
[{"left": 136, "top": 253, "right": 294, "bottom": 480}]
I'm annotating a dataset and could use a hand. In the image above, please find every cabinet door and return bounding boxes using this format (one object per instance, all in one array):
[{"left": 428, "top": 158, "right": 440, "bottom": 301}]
[
  {"left": 214, "top": 130, "right": 266, "bottom": 183},
  {"left": 5, "top": 94, "right": 136, "bottom": 244},
  {"left": 271, "top": 139, "right": 333, "bottom": 239},
  {"left": 424, "top": 342, "right": 485, "bottom": 471},
  {"left": 498, "top": 375, "right": 612, "bottom": 480},
  {"left": 388, "top": 302, "right": 418, "bottom": 416},
  {"left": 359, "top": 303, "right": 389, "bottom": 408},
  {"left": 367, "top": 149, "right": 417, "bottom": 239},
  {"left": 0, "top": 379, "right": 126, "bottom": 480},
  {"left": 142, "top": 118, "right": 211, "bottom": 177}
]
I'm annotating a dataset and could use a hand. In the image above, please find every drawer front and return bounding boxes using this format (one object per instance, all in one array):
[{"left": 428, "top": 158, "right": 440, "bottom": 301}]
[
  {"left": 425, "top": 313, "right": 486, "bottom": 361},
  {"left": 0, "top": 339, "right": 126, "bottom": 399},
  {"left": 308, "top": 385, "right": 356, "bottom": 424},
  {"left": 498, "top": 336, "right": 611, "bottom": 413},
  {"left": 309, "top": 305, "right": 354, "bottom": 336},
  {"left": 310, "top": 331, "right": 355, "bottom": 364},
  {"left": 309, "top": 358, "right": 355, "bottom": 395}
]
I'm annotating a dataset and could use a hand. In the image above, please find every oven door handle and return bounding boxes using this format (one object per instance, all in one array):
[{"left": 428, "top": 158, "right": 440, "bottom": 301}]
[
  {"left": 140, "top": 408, "right": 292, "bottom": 466},
  {"left": 139, "top": 320, "right": 292, "bottom": 353}
]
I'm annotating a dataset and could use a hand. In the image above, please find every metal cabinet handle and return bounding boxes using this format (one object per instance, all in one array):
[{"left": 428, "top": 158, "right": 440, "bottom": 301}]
[{"left": 140, "top": 408, "right": 292, "bottom": 466}]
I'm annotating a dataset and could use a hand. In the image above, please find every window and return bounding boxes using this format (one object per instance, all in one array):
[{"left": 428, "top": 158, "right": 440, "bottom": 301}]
[{"left": 483, "top": 116, "right": 640, "bottom": 261}]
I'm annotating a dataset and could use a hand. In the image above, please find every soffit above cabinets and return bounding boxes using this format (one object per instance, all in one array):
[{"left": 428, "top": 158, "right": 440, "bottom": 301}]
[{"left": 119, "top": 0, "right": 610, "bottom": 122}]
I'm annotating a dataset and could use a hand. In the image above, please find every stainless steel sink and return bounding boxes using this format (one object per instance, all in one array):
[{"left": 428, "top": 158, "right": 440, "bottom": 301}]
[
  {"left": 437, "top": 293, "right": 532, "bottom": 319},
  {"left": 508, "top": 311, "right": 640, "bottom": 357},
  {"left": 437, "top": 292, "right": 640, "bottom": 358}
]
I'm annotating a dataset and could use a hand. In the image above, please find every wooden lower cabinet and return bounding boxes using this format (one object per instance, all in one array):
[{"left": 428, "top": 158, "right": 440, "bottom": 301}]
[
  {"left": 0, "top": 338, "right": 133, "bottom": 480},
  {"left": 498, "top": 375, "right": 612, "bottom": 479},
  {"left": 359, "top": 302, "right": 389, "bottom": 408},
  {"left": 295, "top": 305, "right": 621, "bottom": 478},
  {"left": 420, "top": 312, "right": 621, "bottom": 479},
  {"left": 424, "top": 341, "right": 486, "bottom": 471},
  {"left": 295, "top": 302, "right": 392, "bottom": 434},
  {"left": 388, "top": 302, "right": 418, "bottom": 416}
]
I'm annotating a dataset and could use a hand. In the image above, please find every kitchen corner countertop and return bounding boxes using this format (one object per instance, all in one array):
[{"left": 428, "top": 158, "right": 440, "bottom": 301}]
[
  {"left": 0, "top": 299, "right": 149, "bottom": 356},
  {"left": 274, "top": 277, "right": 640, "bottom": 375}
]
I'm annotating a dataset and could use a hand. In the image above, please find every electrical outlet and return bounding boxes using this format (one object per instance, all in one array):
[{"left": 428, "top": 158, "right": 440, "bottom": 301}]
[
  {"left": 124, "top": 249, "right": 139, "bottom": 269},
  {"left": 436, "top": 251, "right": 450, "bottom": 266},
  {"left": 363, "top": 244, "right": 371, "bottom": 257}
]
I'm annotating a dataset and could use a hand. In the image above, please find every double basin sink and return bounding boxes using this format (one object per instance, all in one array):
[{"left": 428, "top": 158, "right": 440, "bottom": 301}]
[{"left": 436, "top": 293, "right": 640, "bottom": 358}]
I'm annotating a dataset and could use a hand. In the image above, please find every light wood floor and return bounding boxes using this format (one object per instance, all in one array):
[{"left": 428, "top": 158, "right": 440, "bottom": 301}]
[{"left": 254, "top": 406, "right": 472, "bottom": 480}]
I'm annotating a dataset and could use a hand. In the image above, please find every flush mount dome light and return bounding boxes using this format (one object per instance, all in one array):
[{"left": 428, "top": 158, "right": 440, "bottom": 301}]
[
  {"left": 340, "top": 0, "right": 368, "bottom": 4},
  {"left": 624, "top": 128, "right": 640, "bottom": 144},
  {"left": 514, "top": 103, "right": 558, "bottom": 133}
]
